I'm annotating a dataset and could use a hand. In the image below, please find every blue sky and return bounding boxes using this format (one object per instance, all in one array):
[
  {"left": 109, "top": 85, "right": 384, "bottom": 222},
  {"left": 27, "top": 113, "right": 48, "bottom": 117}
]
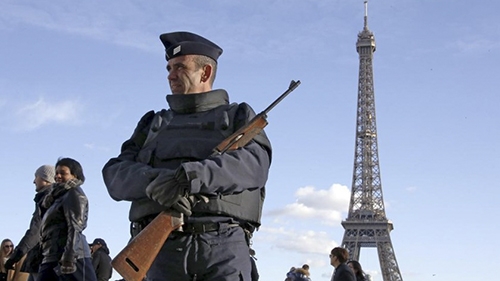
[{"left": 1, "top": 1, "right": 499, "bottom": 280}]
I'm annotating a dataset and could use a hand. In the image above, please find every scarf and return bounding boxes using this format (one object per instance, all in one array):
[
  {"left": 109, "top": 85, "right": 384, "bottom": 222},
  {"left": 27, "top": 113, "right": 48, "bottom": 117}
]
[{"left": 41, "top": 179, "right": 83, "bottom": 209}]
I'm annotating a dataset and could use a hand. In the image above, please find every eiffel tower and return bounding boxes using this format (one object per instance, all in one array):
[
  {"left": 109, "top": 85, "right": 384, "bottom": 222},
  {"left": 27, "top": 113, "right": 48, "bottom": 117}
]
[{"left": 340, "top": 2, "right": 403, "bottom": 281}]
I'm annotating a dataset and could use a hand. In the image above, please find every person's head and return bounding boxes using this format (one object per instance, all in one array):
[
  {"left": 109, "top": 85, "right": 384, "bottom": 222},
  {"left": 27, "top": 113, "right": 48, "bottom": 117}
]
[
  {"left": 298, "top": 264, "right": 310, "bottom": 276},
  {"left": 55, "top": 158, "right": 85, "bottom": 184},
  {"left": 160, "top": 31, "right": 222, "bottom": 95},
  {"left": 330, "top": 247, "right": 349, "bottom": 268},
  {"left": 33, "top": 164, "right": 55, "bottom": 191},
  {"left": 1, "top": 239, "right": 14, "bottom": 256},
  {"left": 90, "top": 238, "right": 106, "bottom": 254},
  {"left": 347, "top": 260, "right": 363, "bottom": 277}
]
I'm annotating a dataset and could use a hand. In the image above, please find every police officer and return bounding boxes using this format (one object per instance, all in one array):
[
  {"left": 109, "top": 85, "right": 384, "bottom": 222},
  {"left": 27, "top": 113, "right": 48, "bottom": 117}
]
[{"left": 102, "top": 31, "right": 272, "bottom": 281}]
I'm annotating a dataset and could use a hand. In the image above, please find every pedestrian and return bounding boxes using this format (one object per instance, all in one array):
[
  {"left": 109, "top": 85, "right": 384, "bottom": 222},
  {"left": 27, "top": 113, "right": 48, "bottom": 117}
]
[
  {"left": 37, "top": 158, "right": 97, "bottom": 281},
  {"left": 89, "top": 239, "right": 112, "bottom": 281},
  {"left": 102, "top": 31, "right": 272, "bottom": 281},
  {"left": 347, "top": 260, "right": 366, "bottom": 281},
  {"left": 330, "top": 247, "right": 355, "bottom": 281},
  {"left": 285, "top": 267, "right": 296, "bottom": 281},
  {"left": 5, "top": 165, "right": 55, "bottom": 281},
  {"left": 1, "top": 239, "right": 14, "bottom": 281},
  {"left": 296, "top": 264, "right": 311, "bottom": 280},
  {"left": 289, "top": 264, "right": 311, "bottom": 281}
]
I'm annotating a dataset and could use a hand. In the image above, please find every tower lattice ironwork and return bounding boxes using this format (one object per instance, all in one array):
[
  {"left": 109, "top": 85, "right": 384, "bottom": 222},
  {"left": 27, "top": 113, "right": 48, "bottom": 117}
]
[{"left": 340, "top": 2, "right": 403, "bottom": 281}]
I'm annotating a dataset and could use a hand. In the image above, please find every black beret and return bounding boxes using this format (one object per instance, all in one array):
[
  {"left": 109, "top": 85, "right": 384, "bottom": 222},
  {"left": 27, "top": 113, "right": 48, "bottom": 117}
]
[{"left": 159, "top": 31, "right": 223, "bottom": 62}]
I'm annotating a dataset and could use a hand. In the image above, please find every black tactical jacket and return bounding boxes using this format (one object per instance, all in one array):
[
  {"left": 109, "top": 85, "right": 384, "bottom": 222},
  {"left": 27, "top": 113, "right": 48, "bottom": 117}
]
[{"left": 102, "top": 89, "right": 272, "bottom": 226}]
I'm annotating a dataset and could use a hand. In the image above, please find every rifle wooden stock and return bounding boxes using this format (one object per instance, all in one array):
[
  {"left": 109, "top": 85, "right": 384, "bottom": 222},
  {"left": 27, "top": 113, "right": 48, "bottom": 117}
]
[
  {"left": 112, "top": 80, "right": 300, "bottom": 280},
  {"left": 111, "top": 211, "right": 183, "bottom": 281},
  {"left": 213, "top": 113, "right": 268, "bottom": 154},
  {"left": 213, "top": 80, "right": 301, "bottom": 155}
]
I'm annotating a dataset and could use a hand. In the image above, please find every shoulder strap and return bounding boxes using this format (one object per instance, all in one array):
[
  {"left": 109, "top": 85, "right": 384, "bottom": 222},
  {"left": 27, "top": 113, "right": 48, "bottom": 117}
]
[{"left": 143, "top": 109, "right": 174, "bottom": 147}]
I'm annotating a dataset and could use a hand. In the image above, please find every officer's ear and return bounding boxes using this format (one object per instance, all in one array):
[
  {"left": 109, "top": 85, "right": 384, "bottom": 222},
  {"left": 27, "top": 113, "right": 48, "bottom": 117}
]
[{"left": 201, "top": 64, "right": 212, "bottom": 83}]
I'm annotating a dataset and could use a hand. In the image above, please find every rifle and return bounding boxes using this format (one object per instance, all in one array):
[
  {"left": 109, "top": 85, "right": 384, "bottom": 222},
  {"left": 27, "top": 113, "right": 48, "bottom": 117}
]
[{"left": 111, "top": 80, "right": 301, "bottom": 281}]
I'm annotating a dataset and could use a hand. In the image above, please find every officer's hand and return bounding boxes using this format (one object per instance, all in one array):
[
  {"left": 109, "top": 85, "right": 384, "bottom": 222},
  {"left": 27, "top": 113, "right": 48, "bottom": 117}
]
[
  {"left": 145, "top": 167, "right": 189, "bottom": 208},
  {"left": 60, "top": 260, "right": 76, "bottom": 274},
  {"left": 4, "top": 258, "right": 15, "bottom": 270},
  {"left": 171, "top": 194, "right": 209, "bottom": 217},
  {"left": 171, "top": 196, "right": 194, "bottom": 216}
]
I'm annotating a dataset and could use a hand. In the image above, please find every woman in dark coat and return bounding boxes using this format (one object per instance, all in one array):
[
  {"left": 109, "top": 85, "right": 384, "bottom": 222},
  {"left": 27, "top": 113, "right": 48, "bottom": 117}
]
[
  {"left": 347, "top": 260, "right": 366, "bottom": 281},
  {"left": 37, "top": 158, "right": 97, "bottom": 281}
]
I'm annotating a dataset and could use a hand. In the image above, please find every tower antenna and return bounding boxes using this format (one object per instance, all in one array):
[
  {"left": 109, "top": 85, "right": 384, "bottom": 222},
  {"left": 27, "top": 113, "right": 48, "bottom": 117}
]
[{"left": 364, "top": 0, "right": 368, "bottom": 29}]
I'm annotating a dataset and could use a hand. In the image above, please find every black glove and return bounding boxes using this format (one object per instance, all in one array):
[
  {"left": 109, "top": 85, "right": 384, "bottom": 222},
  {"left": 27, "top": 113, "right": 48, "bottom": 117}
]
[
  {"left": 171, "top": 194, "right": 209, "bottom": 217},
  {"left": 60, "top": 260, "right": 77, "bottom": 274},
  {"left": 4, "top": 258, "right": 15, "bottom": 270},
  {"left": 171, "top": 196, "right": 195, "bottom": 216},
  {"left": 145, "top": 167, "right": 190, "bottom": 208},
  {"left": 4, "top": 249, "right": 23, "bottom": 270}
]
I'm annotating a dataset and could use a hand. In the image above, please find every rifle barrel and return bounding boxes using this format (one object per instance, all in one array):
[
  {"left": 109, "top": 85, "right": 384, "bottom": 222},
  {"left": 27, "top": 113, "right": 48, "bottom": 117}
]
[{"left": 262, "top": 80, "right": 301, "bottom": 115}]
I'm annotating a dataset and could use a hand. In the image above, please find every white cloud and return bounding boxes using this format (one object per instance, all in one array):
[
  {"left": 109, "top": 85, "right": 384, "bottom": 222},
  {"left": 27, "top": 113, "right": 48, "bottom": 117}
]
[
  {"left": 267, "top": 183, "right": 350, "bottom": 226},
  {"left": 0, "top": 1, "right": 160, "bottom": 52},
  {"left": 0, "top": 0, "right": 343, "bottom": 60},
  {"left": 254, "top": 224, "right": 339, "bottom": 280},
  {"left": 295, "top": 184, "right": 350, "bottom": 211},
  {"left": 455, "top": 39, "right": 500, "bottom": 53},
  {"left": 406, "top": 186, "right": 417, "bottom": 192},
  {"left": 258, "top": 226, "right": 338, "bottom": 256},
  {"left": 84, "top": 143, "right": 109, "bottom": 152},
  {"left": 256, "top": 183, "right": 349, "bottom": 261},
  {"left": 15, "top": 97, "right": 82, "bottom": 130}
]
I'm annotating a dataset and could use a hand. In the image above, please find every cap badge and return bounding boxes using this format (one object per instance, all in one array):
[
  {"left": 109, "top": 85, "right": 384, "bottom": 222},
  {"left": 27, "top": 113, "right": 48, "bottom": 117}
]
[{"left": 173, "top": 45, "right": 181, "bottom": 55}]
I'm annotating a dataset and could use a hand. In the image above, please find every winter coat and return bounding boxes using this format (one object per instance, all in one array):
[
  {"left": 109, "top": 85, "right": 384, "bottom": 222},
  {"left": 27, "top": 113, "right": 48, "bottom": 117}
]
[
  {"left": 13, "top": 186, "right": 52, "bottom": 273},
  {"left": 91, "top": 247, "right": 112, "bottom": 281},
  {"left": 39, "top": 180, "right": 92, "bottom": 264},
  {"left": 332, "top": 263, "right": 355, "bottom": 281},
  {"left": 287, "top": 268, "right": 311, "bottom": 281}
]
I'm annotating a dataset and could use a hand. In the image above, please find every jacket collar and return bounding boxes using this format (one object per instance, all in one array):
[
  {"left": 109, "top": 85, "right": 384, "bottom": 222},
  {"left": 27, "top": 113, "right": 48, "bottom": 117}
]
[{"left": 166, "top": 89, "right": 229, "bottom": 114}]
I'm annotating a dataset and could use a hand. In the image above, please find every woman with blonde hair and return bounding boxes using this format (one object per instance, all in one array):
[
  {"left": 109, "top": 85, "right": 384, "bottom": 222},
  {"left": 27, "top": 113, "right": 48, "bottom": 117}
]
[{"left": 0, "top": 239, "right": 14, "bottom": 281}]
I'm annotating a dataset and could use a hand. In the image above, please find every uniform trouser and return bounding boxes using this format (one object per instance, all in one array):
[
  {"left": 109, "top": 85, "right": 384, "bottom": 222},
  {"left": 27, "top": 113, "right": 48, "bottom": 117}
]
[
  {"left": 146, "top": 226, "right": 251, "bottom": 281},
  {"left": 37, "top": 258, "right": 97, "bottom": 281}
]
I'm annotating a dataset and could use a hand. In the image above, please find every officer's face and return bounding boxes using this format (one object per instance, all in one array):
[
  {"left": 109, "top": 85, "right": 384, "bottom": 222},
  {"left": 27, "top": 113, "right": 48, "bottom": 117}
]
[{"left": 167, "top": 55, "right": 207, "bottom": 95}]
